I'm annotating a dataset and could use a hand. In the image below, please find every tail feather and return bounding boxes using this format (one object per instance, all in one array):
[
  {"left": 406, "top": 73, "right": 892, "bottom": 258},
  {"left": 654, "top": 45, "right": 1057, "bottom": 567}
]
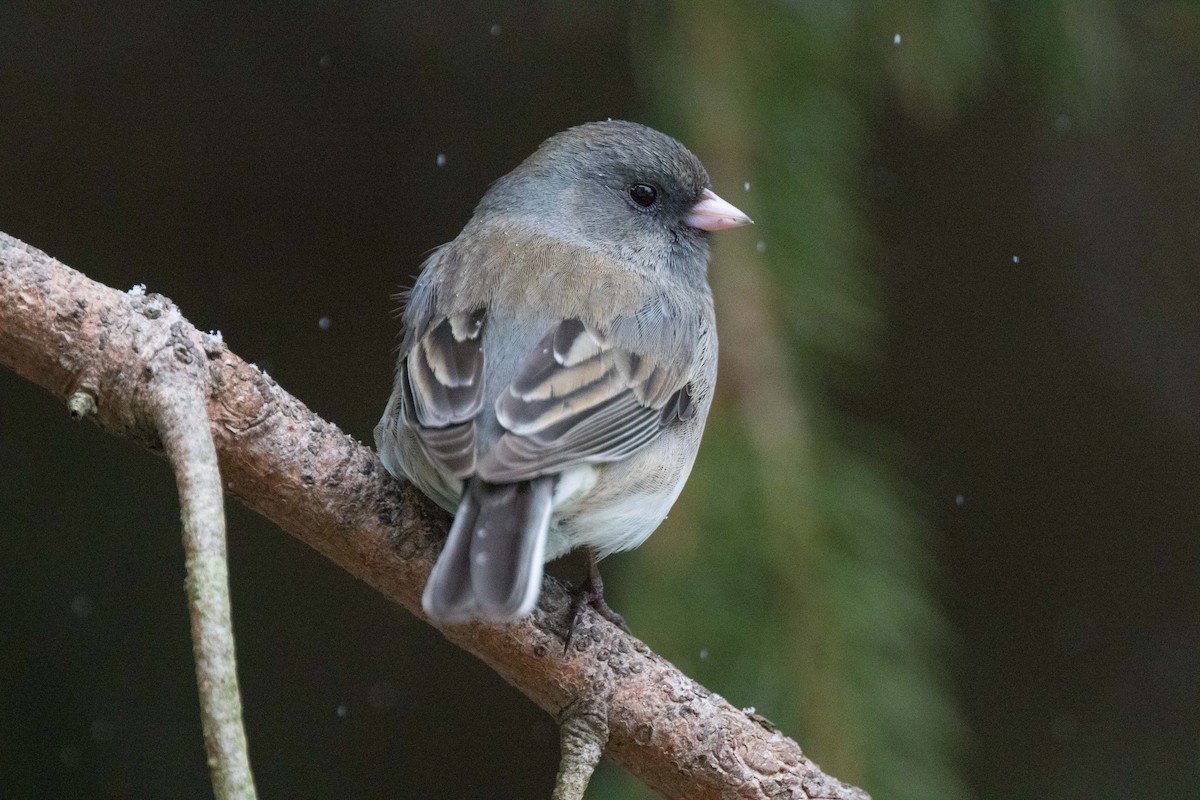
[
  {"left": 421, "top": 489, "right": 480, "bottom": 620},
  {"left": 422, "top": 477, "right": 554, "bottom": 622}
]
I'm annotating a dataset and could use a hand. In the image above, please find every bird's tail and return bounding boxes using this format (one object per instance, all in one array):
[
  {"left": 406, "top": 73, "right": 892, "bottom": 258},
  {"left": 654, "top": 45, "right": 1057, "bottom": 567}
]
[{"left": 422, "top": 477, "right": 554, "bottom": 622}]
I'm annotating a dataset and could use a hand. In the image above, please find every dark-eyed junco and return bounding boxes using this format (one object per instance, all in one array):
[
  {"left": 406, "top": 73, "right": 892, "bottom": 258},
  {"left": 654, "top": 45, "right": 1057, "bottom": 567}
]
[{"left": 375, "top": 120, "right": 750, "bottom": 628}]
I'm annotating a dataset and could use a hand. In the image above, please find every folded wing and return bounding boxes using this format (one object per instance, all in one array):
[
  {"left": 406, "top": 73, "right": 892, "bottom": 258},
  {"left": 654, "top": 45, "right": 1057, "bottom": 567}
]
[
  {"left": 397, "top": 308, "right": 486, "bottom": 480},
  {"left": 479, "top": 318, "right": 694, "bottom": 484}
]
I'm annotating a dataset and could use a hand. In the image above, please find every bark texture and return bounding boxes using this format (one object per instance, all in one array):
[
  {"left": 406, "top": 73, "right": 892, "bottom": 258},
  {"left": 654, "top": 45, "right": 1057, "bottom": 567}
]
[
  {"left": 0, "top": 231, "right": 869, "bottom": 800},
  {"left": 156, "top": 372, "right": 257, "bottom": 799}
]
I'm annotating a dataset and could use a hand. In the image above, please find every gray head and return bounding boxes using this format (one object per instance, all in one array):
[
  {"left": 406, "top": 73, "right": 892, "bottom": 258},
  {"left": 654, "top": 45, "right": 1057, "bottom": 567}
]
[{"left": 474, "top": 120, "right": 750, "bottom": 276}]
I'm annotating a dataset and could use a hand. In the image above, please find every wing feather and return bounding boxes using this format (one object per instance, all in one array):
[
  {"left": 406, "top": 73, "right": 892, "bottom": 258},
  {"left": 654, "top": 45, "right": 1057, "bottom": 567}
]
[
  {"left": 478, "top": 319, "right": 692, "bottom": 484},
  {"left": 402, "top": 309, "right": 486, "bottom": 478}
]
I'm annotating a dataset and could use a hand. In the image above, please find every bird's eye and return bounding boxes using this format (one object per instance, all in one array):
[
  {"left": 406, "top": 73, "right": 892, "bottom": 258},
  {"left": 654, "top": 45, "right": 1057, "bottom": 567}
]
[{"left": 629, "top": 183, "right": 658, "bottom": 207}]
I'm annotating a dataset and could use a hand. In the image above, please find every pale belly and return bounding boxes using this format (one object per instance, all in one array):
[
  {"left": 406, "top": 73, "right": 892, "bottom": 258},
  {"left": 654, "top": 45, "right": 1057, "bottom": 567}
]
[{"left": 543, "top": 422, "right": 700, "bottom": 560}]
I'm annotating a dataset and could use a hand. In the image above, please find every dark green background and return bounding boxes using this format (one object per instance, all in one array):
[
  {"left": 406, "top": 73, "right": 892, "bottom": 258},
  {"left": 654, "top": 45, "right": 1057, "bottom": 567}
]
[{"left": 1, "top": 3, "right": 1197, "bottom": 799}]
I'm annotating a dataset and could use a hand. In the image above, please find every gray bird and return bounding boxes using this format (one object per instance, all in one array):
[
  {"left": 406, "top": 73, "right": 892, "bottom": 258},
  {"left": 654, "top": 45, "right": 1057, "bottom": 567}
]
[{"left": 375, "top": 120, "right": 751, "bottom": 631}]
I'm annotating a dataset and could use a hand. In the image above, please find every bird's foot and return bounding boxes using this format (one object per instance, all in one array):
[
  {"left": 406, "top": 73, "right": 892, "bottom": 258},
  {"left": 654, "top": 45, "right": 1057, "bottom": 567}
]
[{"left": 564, "top": 555, "right": 629, "bottom": 653}]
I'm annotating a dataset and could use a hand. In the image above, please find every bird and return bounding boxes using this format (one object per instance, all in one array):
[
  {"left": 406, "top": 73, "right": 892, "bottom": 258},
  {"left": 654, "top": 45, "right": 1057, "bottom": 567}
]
[{"left": 374, "top": 120, "right": 751, "bottom": 634}]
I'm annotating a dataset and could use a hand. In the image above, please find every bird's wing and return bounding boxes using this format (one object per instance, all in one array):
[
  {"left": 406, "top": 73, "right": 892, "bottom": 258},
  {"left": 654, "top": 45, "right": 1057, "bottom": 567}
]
[
  {"left": 395, "top": 308, "right": 487, "bottom": 479},
  {"left": 477, "top": 317, "right": 695, "bottom": 484}
]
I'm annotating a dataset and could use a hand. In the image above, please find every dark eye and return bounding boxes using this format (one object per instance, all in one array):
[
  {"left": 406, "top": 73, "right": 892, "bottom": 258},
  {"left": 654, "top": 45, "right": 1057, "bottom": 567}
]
[{"left": 629, "top": 183, "right": 658, "bottom": 207}]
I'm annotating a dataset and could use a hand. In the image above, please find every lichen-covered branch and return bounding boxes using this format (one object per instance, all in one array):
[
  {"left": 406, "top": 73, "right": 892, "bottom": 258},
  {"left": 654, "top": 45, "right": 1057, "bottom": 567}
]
[
  {"left": 54, "top": 288, "right": 256, "bottom": 797},
  {"left": 0, "top": 231, "right": 870, "bottom": 800},
  {"left": 552, "top": 696, "right": 611, "bottom": 800},
  {"left": 155, "top": 358, "right": 257, "bottom": 800}
]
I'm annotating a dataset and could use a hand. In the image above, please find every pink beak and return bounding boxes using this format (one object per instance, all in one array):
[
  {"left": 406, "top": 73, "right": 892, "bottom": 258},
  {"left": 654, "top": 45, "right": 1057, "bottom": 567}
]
[{"left": 686, "top": 188, "right": 753, "bottom": 231}]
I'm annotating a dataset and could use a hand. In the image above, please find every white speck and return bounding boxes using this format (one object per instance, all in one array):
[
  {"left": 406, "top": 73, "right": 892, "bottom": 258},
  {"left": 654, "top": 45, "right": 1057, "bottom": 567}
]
[
  {"left": 743, "top": 706, "right": 756, "bottom": 715},
  {"left": 474, "top": 551, "right": 489, "bottom": 566},
  {"left": 436, "top": 153, "right": 447, "bottom": 168},
  {"left": 699, "top": 648, "right": 709, "bottom": 660},
  {"left": 893, "top": 33, "right": 902, "bottom": 45},
  {"left": 318, "top": 316, "right": 332, "bottom": 330},
  {"left": 128, "top": 283, "right": 146, "bottom": 296},
  {"left": 489, "top": 23, "right": 502, "bottom": 36},
  {"left": 475, "top": 527, "right": 488, "bottom": 539},
  {"left": 1012, "top": 255, "right": 1020, "bottom": 264},
  {"left": 336, "top": 704, "right": 349, "bottom": 718},
  {"left": 70, "top": 594, "right": 94, "bottom": 618},
  {"left": 1054, "top": 114, "right": 1072, "bottom": 132},
  {"left": 743, "top": 181, "right": 751, "bottom": 191},
  {"left": 955, "top": 494, "right": 964, "bottom": 507},
  {"left": 755, "top": 240, "right": 766, "bottom": 253}
]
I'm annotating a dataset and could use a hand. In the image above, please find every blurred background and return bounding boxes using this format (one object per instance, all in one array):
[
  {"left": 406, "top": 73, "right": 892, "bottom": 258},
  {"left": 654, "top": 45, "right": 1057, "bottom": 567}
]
[{"left": 2, "top": 2, "right": 1198, "bottom": 798}]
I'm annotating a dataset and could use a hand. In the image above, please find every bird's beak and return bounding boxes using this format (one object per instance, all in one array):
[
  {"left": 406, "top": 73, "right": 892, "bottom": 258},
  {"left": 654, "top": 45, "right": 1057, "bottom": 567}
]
[{"left": 686, "top": 188, "right": 753, "bottom": 231}]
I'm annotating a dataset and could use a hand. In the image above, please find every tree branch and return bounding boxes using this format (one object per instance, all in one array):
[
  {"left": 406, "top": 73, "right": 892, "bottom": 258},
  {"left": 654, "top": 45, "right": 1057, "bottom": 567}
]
[
  {"left": 154, "top": 354, "right": 257, "bottom": 799},
  {"left": 552, "top": 695, "right": 611, "bottom": 800},
  {"left": 0, "top": 231, "right": 870, "bottom": 800},
  {"left": 45, "top": 282, "right": 257, "bottom": 797}
]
